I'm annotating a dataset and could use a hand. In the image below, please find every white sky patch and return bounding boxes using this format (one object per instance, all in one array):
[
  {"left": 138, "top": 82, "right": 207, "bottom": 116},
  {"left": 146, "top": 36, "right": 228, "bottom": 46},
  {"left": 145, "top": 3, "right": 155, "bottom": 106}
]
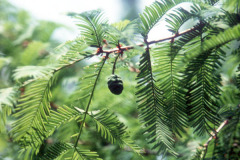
[
  {"left": 9, "top": 0, "right": 122, "bottom": 23},
  {"left": 8, "top": 0, "right": 189, "bottom": 42},
  {"left": 8, "top": 0, "right": 126, "bottom": 41}
]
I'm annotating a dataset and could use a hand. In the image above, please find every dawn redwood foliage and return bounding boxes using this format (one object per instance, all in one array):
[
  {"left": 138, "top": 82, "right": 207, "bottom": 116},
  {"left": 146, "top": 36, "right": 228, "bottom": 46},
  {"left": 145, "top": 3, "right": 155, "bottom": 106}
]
[{"left": 0, "top": 0, "right": 240, "bottom": 159}]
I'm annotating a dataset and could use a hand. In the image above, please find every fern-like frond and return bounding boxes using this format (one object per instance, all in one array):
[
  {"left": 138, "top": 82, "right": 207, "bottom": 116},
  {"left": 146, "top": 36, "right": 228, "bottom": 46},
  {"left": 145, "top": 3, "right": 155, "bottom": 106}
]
[
  {"left": 90, "top": 109, "right": 142, "bottom": 155},
  {"left": 166, "top": 7, "right": 197, "bottom": 34},
  {"left": 10, "top": 76, "right": 55, "bottom": 145},
  {"left": 185, "top": 49, "right": 224, "bottom": 135},
  {"left": 181, "top": 22, "right": 225, "bottom": 136},
  {"left": 106, "top": 20, "right": 136, "bottom": 46},
  {"left": 10, "top": 49, "right": 91, "bottom": 153},
  {"left": 10, "top": 42, "right": 97, "bottom": 156},
  {"left": 11, "top": 40, "right": 93, "bottom": 141},
  {"left": 66, "top": 37, "right": 89, "bottom": 56},
  {"left": 223, "top": 9, "right": 240, "bottom": 27},
  {"left": 76, "top": 10, "right": 107, "bottom": 47},
  {"left": 218, "top": 81, "right": 240, "bottom": 112},
  {"left": 0, "top": 87, "right": 17, "bottom": 109},
  {"left": 70, "top": 59, "right": 105, "bottom": 107},
  {"left": 153, "top": 43, "right": 188, "bottom": 136},
  {"left": 136, "top": 49, "right": 177, "bottom": 155},
  {"left": 46, "top": 105, "right": 81, "bottom": 136},
  {"left": 67, "top": 56, "right": 109, "bottom": 160},
  {"left": 18, "top": 146, "right": 36, "bottom": 160},
  {"left": 151, "top": 7, "right": 203, "bottom": 136},
  {"left": 45, "top": 38, "right": 92, "bottom": 69},
  {"left": 90, "top": 109, "right": 127, "bottom": 145},
  {"left": 10, "top": 40, "right": 94, "bottom": 142},
  {"left": 72, "top": 147, "right": 103, "bottom": 160},
  {"left": 13, "top": 65, "right": 56, "bottom": 81},
  {"left": 139, "top": 0, "right": 175, "bottom": 37},
  {"left": 55, "top": 38, "right": 94, "bottom": 69},
  {"left": 184, "top": 24, "right": 240, "bottom": 61},
  {"left": 39, "top": 142, "right": 72, "bottom": 160},
  {"left": 17, "top": 105, "right": 82, "bottom": 159},
  {"left": 139, "top": 0, "right": 217, "bottom": 37},
  {"left": 74, "top": 108, "right": 142, "bottom": 156},
  {"left": 0, "top": 87, "right": 17, "bottom": 132},
  {"left": 0, "top": 104, "right": 12, "bottom": 133},
  {"left": 39, "top": 142, "right": 102, "bottom": 160},
  {"left": 174, "top": 25, "right": 202, "bottom": 52}
]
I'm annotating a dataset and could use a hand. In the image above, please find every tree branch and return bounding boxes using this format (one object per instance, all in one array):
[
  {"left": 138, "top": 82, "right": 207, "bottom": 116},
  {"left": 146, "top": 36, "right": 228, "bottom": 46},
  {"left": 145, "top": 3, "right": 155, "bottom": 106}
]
[
  {"left": 21, "top": 26, "right": 199, "bottom": 87},
  {"left": 102, "top": 27, "right": 198, "bottom": 54},
  {"left": 202, "top": 120, "right": 229, "bottom": 159}
]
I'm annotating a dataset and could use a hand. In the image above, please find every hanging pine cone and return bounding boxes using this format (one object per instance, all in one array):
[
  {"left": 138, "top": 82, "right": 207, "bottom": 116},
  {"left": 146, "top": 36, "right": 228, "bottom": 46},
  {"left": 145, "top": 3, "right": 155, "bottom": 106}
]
[{"left": 107, "top": 74, "right": 123, "bottom": 95}]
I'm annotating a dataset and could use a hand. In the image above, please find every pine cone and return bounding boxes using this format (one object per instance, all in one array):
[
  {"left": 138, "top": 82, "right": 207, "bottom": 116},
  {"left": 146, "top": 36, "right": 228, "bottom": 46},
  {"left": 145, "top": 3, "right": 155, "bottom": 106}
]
[{"left": 107, "top": 74, "right": 123, "bottom": 95}]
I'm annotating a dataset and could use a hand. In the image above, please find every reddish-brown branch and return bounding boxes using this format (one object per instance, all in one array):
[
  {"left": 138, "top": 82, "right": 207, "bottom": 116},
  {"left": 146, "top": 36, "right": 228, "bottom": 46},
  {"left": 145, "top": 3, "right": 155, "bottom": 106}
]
[
  {"left": 22, "top": 26, "right": 200, "bottom": 88},
  {"left": 101, "top": 27, "right": 198, "bottom": 54}
]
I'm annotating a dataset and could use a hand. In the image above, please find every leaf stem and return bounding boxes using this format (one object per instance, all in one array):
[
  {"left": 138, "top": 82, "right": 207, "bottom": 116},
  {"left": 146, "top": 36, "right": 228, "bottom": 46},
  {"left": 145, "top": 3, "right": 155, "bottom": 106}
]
[
  {"left": 22, "top": 54, "right": 94, "bottom": 87},
  {"left": 112, "top": 53, "right": 121, "bottom": 75},
  {"left": 72, "top": 55, "right": 108, "bottom": 156}
]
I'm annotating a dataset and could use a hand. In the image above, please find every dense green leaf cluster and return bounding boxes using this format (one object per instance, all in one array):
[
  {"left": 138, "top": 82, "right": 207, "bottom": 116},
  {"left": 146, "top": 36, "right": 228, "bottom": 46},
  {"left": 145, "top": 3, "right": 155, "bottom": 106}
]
[{"left": 1, "top": 0, "right": 240, "bottom": 159}]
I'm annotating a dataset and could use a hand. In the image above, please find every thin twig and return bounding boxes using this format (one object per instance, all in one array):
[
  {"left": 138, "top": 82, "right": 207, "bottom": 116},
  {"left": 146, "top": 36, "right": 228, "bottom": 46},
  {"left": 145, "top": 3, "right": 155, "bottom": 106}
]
[
  {"left": 112, "top": 43, "right": 123, "bottom": 74},
  {"left": 21, "top": 54, "right": 95, "bottom": 87},
  {"left": 112, "top": 53, "right": 121, "bottom": 74},
  {"left": 201, "top": 120, "right": 229, "bottom": 159},
  {"left": 21, "top": 26, "right": 198, "bottom": 87},
  {"left": 71, "top": 54, "right": 108, "bottom": 158},
  {"left": 102, "top": 27, "right": 198, "bottom": 54}
]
